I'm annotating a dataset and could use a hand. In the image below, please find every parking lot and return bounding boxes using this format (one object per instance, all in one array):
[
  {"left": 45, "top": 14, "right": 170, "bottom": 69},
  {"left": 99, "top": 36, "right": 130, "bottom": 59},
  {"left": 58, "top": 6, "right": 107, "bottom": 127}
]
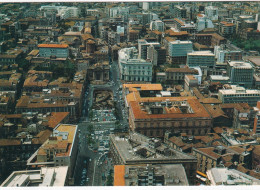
[{"left": 92, "top": 109, "right": 116, "bottom": 122}]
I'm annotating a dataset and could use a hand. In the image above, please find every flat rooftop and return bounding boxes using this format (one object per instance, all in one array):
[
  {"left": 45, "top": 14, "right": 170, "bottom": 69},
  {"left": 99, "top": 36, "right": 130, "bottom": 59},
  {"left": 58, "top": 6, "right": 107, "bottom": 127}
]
[
  {"left": 188, "top": 51, "right": 214, "bottom": 56},
  {"left": 1, "top": 166, "right": 68, "bottom": 187},
  {"left": 110, "top": 132, "right": 196, "bottom": 164},
  {"left": 228, "top": 61, "right": 252, "bottom": 69},
  {"left": 210, "top": 75, "right": 230, "bottom": 80},
  {"left": 219, "top": 85, "right": 260, "bottom": 95}
]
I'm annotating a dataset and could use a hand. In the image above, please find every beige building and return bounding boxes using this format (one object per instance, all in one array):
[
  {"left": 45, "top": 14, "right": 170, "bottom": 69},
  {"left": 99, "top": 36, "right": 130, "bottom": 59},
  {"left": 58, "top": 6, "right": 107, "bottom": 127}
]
[{"left": 27, "top": 124, "right": 78, "bottom": 185}]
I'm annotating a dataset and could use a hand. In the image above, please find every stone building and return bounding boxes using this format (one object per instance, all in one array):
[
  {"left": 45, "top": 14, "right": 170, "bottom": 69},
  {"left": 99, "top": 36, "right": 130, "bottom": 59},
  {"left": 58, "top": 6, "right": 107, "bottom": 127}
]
[{"left": 87, "top": 61, "right": 110, "bottom": 84}]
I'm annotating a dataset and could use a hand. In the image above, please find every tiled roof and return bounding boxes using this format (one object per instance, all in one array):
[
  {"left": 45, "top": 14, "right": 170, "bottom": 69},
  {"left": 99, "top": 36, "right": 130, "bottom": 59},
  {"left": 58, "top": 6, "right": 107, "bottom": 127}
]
[
  {"left": 48, "top": 112, "right": 70, "bottom": 129},
  {"left": 130, "top": 96, "right": 211, "bottom": 120},
  {"left": 38, "top": 44, "right": 68, "bottom": 48}
]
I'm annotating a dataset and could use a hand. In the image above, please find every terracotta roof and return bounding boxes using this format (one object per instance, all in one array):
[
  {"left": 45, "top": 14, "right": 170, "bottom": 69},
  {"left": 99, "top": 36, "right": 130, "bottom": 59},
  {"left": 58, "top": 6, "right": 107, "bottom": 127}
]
[
  {"left": 204, "top": 104, "right": 228, "bottom": 119},
  {"left": 48, "top": 112, "right": 70, "bottom": 129},
  {"left": 123, "top": 84, "right": 162, "bottom": 92},
  {"left": 165, "top": 68, "right": 197, "bottom": 73},
  {"left": 0, "top": 139, "right": 21, "bottom": 146},
  {"left": 32, "top": 129, "right": 52, "bottom": 144},
  {"left": 130, "top": 96, "right": 211, "bottom": 120},
  {"left": 38, "top": 44, "right": 68, "bottom": 48},
  {"left": 196, "top": 147, "right": 221, "bottom": 160},
  {"left": 114, "top": 165, "right": 125, "bottom": 186}
]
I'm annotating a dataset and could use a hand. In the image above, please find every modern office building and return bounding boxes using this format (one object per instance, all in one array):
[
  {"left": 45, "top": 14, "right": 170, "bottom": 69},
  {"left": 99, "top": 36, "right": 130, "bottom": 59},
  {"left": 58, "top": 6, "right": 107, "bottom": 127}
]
[
  {"left": 168, "top": 40, "right": 193, "bottom": 65},
  {"left": 38, "top": 44, "right": 69, "bottom": 58},
  {"left": 110, "top": 132, "right": 197, "bottom": 185},
  {"left": 218, "top": 85, "right": 260, "bottom": 106},
  {"left": 227, "top": 61, "right": 254, "bottom": 88},
  {"left": 187, "top": 51, "right": 215, "bottom": 68}
]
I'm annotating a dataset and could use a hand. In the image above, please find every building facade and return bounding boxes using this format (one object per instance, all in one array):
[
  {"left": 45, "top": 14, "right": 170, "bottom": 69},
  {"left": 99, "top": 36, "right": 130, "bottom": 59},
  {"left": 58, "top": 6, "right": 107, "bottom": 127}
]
[
  {"left": 227, "top": 61, "right": 254, "bottom": 88},
  {"left": 38, "top": 44, "right": 69, "bottom": 58}
]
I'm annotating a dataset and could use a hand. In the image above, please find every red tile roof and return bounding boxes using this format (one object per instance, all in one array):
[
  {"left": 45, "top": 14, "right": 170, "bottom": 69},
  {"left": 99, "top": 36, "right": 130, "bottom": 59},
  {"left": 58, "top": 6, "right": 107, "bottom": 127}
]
[{"left": 38, "top": 44, "right": 68, "bottom": 48}]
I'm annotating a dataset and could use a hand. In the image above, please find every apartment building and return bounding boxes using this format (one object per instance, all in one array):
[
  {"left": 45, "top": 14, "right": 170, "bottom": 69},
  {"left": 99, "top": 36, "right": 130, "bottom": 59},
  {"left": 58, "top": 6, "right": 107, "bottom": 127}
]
[{"left": 27, "top": 124, "right": 78, "bottom": 185}]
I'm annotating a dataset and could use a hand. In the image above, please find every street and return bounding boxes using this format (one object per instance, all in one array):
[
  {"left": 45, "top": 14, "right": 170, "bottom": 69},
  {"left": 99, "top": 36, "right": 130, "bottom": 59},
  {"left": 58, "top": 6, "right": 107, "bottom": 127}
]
[{"left": 73, "top": 59, "right": 128, "bottom": 186}]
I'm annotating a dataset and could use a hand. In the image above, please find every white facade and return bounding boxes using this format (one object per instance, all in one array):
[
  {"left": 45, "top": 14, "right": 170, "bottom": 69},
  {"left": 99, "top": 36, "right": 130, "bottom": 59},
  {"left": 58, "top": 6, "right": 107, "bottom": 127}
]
[
  {"left": 138, "top": 39, "right": 160, "bottom": 60},
  {"left": 205, "top": 6, "right": 218, "bottom": 21},
  {"left": 118, "top": 47, "right": 153, "bottom": 82},
  {"left": 196, "top": 14, "right": 214, "bottom": 32},
  {"left": 218, "top": 85, "right": 260, "bottom": 106},
  {"left": 187, "top": 51, "right": 215, "bottom": 68},
  {"left": 40, "top": 6, "right": 79, "bottom": 19},
  {"left": 168, "top": 40, "right": 193, "bottom": 57},
  {"left": 150, "top": 20, "right": 165, "bottom": 32},
  {"left": 143, "top": 2, "right": 150, "bottom": 10}
]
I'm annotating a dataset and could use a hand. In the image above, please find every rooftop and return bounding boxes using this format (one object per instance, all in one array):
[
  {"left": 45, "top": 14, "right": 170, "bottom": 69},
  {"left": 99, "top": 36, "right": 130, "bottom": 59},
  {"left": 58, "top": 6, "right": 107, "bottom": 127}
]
[
  {"left": 207, "top": 168, "right": 260, "bottom": 185},
  {"left": 114, "top": 164, "right": 189, "bottom": 186},
  {"left": 188, "top": 51, "right": 214, "bottom": 56},
  {"left": 38, "top": 44, "right": 68, "bottom": 48},
  {"left": 1, "top": 166, "right": 68, "bottom": 187},
  {"left": 129, "top": 96, "right": 211, "bottom": 120},
  {"left": 110, "top": 132, "right": 196, "bottom": 164},
  {"left": 228, "top": 61, "right": 252, "bottom": 69}
]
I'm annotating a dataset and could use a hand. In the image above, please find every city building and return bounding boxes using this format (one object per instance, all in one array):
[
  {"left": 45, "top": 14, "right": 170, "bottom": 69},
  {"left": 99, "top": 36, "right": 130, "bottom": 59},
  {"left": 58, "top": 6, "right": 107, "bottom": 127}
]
[
  {"left": 138, "top": 39, "right": 160, "bottom": 60},
  {"left": 207, "top": 168, "right": 260, "bottom": 185},
  {"left": 253, "top": 102, "right": 260, "bottom": 135},
  {"left": 27, "top": 124, "right": 78, "bottom": 185},
  {"left": 127, "top": 94, "right": 212, "bottom": 137},
  {"left": 219, "top": 21, "right": 235, "bottom": 37},
  {"left": 118, "top": 47, "right": 153, "bottom": 82},
  {"left": 173, "top": 18, "right": 196, "bottom": 34},
  {"left": 168, "top": 40, "right": 193, "bottom": 65},
  {"left": 218, "top": 85, "right": 260, "bottom": 106},
  {"left": 210, "top": 75, "right": 230, "bottom": 84},
  {"left": 205, "top": 6, "right": 218, "bottom": 21},
  {"left": 165, "top": 67, "right": 198, "bottom": 85},
  {"left": 150, "top": 20, "right": 164, "bottom": 32},
  {"left": 87, "top": 61, "right": 110, "bottom": 84},
  {"left": 184, "top": 75, "right": 198, "bottom": 91},
  {"left": 214, "top": 45, "right": 243, "bottom": 63},
  {"left": 193, "top": 144, "right": 254, "bottom": 174},
  {"left": 110, "top": 132, "right": 197, "bottom": 184},
  {"left": 196, "top": 14, "right": 214, "bottom": 32},
  {"left": 40, "top": 6, "right": 79, "bottom": 19},
  {"left": 114, "top": 164, "right": 189, "bottom": 186},
  {"left": 1, "top": 166, "right": 69, "bottom": 187},
  {"left": 38, "top": 44, "right": 69, "bottom": 58},
  {"left": 173, "top": 5, "right": 187, "bottom": 19},
  {"left": 227, "top": 61, "right": 254, "bottom": 88},
  {"left": 187, "top": 51, "right": 215, "bottom": 72}
]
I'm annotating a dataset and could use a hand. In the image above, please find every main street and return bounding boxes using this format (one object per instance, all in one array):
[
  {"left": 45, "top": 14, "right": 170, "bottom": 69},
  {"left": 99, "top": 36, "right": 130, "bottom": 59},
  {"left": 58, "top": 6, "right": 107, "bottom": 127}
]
[{"left": 74, "top": 59, "right": 128, "bottom": 186}]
